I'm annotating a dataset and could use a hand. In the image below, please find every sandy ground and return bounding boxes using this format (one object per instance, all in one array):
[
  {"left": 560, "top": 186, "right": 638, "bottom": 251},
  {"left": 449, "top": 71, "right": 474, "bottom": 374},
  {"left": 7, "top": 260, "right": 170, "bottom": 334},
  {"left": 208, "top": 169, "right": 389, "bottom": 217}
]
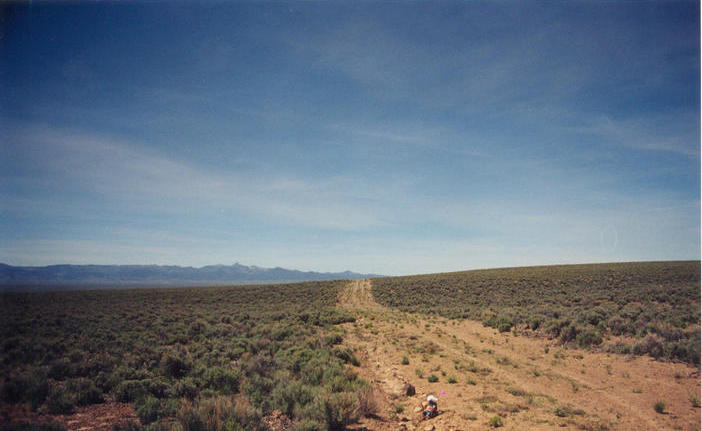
[{"left": 339, "top": 279, "right": 701, "bottom": 431}]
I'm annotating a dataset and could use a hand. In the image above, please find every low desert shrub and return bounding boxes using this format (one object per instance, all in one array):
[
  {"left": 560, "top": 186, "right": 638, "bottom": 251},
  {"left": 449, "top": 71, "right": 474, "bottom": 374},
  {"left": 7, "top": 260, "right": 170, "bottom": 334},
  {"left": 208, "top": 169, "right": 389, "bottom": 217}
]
[
  {"left": 161, "top": 353, "right": 191, "bottom": 378},
  {"left": 318, "top": 392, "right": 359, "bottom": 430},
  {"left": 48, "top": 359, "right": 75, "bottom": 381},
  {"left": 559, "top": 324, "right": 579, "bottom": 344},
  {"left": 355, "top": 386, "right": 378, "bottom": 418},
  {"left": 204, "top": 367, "right": 240, "bottom": 394},
  {"left": 72, "top": 380, "right": 104, "bottom": 406},
  {"left": 135, "top": 396, "right": 162, "bottom": 425},
  {"left": 634, "top": 334, "right": 664, "bottom": 359},
  {"left": 576, "top": 329, "right": 603, "bottom": 348},
  {"left": 483, "top": 315, "right": 513, "bottom": 333},
  {"left": 270, "top": 379, "right": 314, "bottom": 417},
  {"left": 46, "top": 390, "right": 74, "bottom": 415},
  {"left": 333, "top": 347, "right": 359, "bottom": 367},
  {"left": 0, "top": 374, "right": 48, "bottom": 409},
  {"left": 114, "top": 380, "right": 147, "bottom": 403}
]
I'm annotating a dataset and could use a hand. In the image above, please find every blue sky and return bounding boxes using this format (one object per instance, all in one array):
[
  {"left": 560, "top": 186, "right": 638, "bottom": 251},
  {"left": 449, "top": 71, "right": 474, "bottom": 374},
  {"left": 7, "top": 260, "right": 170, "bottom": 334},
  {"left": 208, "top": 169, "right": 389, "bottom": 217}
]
[{"left": 1, "top": 1, "right": 699, "bottom": 275}]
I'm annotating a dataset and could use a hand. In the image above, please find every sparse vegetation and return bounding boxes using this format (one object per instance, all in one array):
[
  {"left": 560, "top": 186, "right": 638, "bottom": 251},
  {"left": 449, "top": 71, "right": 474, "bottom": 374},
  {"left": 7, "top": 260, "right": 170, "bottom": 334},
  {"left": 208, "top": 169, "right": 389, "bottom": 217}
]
[
  {"left": 372, "top": 262, "right": 700, "bottom": 364},
  {"left": 654, "top": 400, "right": 666, "bottom": 414},
  {"left": 554, "top": 405, "right": 585, "bottom": 417},
  {"left": 488, "top": 415, "right": 503, "bottom": 427}
]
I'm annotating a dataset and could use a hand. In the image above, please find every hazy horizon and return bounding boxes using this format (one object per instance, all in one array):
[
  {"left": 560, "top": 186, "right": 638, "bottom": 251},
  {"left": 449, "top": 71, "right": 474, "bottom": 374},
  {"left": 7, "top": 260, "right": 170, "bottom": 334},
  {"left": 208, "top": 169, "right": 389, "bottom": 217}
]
[{"left": 1, "top": 2, "right": 700, "bottom": 276}]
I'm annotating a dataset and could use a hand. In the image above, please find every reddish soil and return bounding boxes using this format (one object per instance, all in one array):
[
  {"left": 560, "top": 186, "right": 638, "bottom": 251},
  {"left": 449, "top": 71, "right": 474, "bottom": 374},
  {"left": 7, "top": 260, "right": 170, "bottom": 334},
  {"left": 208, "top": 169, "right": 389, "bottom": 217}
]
[
  {"left": 1, "top": 402, "right": 137, "bottom": 430},
  {"left": 339, "top": 279, "right": 701, "bottom": 431}
]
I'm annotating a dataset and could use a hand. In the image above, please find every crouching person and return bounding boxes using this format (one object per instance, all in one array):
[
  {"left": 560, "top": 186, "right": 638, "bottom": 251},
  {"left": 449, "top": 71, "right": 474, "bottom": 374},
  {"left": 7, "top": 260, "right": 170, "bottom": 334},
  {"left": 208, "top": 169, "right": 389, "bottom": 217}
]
[{"left": 424, "top": 394, "right": 438, "bottom": 418}]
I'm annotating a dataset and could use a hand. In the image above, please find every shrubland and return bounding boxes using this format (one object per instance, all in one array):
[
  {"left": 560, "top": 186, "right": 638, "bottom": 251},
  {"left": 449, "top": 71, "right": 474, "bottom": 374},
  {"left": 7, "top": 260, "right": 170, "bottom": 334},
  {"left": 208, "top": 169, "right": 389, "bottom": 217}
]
[
  {"left": 0, "top": 281, "right": 368, "bottom": 430},
  {"left": 372, "top": 261, "right": 700, "bottom": 364}
]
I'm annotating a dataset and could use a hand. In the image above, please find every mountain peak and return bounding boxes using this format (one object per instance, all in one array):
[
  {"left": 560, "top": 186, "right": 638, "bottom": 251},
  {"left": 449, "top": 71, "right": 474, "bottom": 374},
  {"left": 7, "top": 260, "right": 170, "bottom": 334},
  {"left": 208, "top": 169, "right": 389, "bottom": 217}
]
[{"left": 0, "top": 263, "right": 381, "bottom": 291}]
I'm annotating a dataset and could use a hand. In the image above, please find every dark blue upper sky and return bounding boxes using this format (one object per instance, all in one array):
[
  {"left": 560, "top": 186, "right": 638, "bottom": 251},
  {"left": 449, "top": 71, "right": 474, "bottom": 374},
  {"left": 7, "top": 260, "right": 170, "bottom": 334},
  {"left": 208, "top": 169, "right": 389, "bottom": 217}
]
[{"left": 1, "top": 1, "right": 699, "bottom": 274}]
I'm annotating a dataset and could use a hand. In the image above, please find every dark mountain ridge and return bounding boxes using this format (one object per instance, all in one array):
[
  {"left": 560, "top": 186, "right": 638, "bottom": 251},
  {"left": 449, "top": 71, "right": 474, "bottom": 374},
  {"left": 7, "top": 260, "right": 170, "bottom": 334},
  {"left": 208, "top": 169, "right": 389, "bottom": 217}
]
[{"left": 0, "top": 262, "right": 380, "bottom": 290}]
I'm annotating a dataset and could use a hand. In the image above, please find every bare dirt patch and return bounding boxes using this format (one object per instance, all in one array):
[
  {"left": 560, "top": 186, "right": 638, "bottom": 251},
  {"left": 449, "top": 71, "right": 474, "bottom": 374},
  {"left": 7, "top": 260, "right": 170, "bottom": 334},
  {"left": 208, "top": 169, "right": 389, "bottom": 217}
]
[
  {"left": 338, "top": 279, "right": 701, "bottom": 431},
  {"left": 1, "top": 402, "right": 137, "bottom": 430}
]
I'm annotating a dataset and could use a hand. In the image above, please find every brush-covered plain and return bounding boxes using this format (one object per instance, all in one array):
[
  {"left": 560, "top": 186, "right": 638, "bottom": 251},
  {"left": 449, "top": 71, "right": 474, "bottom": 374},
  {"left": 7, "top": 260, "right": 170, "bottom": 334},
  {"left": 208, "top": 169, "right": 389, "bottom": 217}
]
[
  {"left": 0, "top": 281, "right": 372, "bottom": 430},
  {"left": 372, "top": 261, "right": 700, "bottom": 365}
]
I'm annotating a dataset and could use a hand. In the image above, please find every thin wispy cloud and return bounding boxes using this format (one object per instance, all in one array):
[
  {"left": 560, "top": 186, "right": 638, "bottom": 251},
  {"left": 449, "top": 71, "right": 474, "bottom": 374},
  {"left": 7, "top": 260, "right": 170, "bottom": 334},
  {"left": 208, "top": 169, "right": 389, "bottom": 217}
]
[
  {"left": 3, "top": 124, "right": 401, "bottom": 231},
  {"left": 0, "top": 1, "right": 698, "bottom": 274}
]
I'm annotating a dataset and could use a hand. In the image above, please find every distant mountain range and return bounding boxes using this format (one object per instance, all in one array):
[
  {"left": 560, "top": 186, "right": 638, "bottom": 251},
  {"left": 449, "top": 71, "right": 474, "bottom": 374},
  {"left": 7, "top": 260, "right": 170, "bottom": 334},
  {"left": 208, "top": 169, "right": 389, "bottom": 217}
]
[{"left": 0, "top": 263, "right": 380, "bottom": 291}]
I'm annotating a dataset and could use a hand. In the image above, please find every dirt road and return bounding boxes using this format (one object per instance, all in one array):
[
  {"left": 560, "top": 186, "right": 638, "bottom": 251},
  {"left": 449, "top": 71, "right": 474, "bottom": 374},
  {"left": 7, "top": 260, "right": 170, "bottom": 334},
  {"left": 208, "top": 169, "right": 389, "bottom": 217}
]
[{"left": 338, "top": 279, "right": 701, "bottom": 431}]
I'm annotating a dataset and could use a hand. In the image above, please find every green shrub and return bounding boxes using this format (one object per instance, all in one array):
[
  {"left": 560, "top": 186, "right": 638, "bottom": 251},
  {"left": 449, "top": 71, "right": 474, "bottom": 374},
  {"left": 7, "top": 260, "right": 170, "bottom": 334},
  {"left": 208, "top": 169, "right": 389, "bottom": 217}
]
[
  {"left": 634, "top": 335, "right": 664, "bottom": 359},
  {"left": 355, "top": 386, "right": 378, "bottom": 418},
  {"left": 606, "top": 342, "right": 632, "bottom": 355},
  {"left": 321, "top": 334, "right": 343, "bottom": 346},
  {"left": 483, "top": 315, "right": 513, "bottom": 333},
  {"left": 654, "top": 401, "right": 666, "bottom": 414},
  {"left": 333, "top": 347, "right": 360, "bottom": 367},
  {"left": 1, "top": 376, "right": 29, "bottom": 403},
  {"left": 401, "top": 356, "right": 409, "bottom": 365},
  {"left": 114, "top": 380, "right": 147, "bottom": 403},
  {"left": 95, "top": 371, "right": 120, "bottom": 393},
  {"left": 135, "top": 396, "right": 162, "bottom": 425},
  {"left": 318, "top": 392, "right": 359, "bottom": 430},
  {"left": 576, "top": 329, "right": 602, "bottom": 348},
  {"left": 176, "top": 396, "right": 249, "bottom": 431},
  {"left": 488, "top": 415, "right": 503, "bottom": 427},
  {"left": 168, "top": 377, "right": 198, "bottom": 399},
  {"left": 294, "top": 419, "right": 325, "bottom": 431},
  {"left": 204, "top": 367, "right": 240, "bottom": 394},
  {"left": 554, "top": 405, "right": 585, "bottom": 417},
  {"left": 46, "top": 390, "right": 74, "bottom": 414},
  {"left": 73, "top": 381, "right": 104, "bottom": 406},
  {"left": 447, "top": 376, "right": 457, "bottom": 384},
  {"left": 48, "top": 359, "right": 75, "bottom": 381},
  {"left": 271, "top": 380, "right": 314, "bottom": 417},
  {"left": 427, "top": 374, "right": 439, "bottom": 383},
  {"left": 301, "top": 357, "right": 328, "bottom": 386},
  {"left": 243, "top": 373, "right": 274, "bottom": 410},
  {"left": 506, "top": 387, "right": 526, "bottom": 396},
  {"left": 143, "top": 378, "right": 169, "bottom": 398},
  {"left": 0, "top": 374, "right": 48, "bottom": 409},
  {"left": 559, "top": 324, "right": 579, "bottom": 344},
  {"left": 276, "top": 346, "right": 316, "bottom": 374},
  {"left": 665, "top": 338, "right": 701, "bottom": 364},
  {"left": 161, "top": 353, "right": 191, "bottom": 378}
]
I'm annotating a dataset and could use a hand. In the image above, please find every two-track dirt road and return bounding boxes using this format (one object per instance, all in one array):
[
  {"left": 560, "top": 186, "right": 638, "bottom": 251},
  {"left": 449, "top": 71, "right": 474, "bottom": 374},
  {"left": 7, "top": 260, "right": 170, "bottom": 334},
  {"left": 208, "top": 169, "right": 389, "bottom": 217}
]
[{"left": 338, "top": 279, "right": 701, "bottom": 431}]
